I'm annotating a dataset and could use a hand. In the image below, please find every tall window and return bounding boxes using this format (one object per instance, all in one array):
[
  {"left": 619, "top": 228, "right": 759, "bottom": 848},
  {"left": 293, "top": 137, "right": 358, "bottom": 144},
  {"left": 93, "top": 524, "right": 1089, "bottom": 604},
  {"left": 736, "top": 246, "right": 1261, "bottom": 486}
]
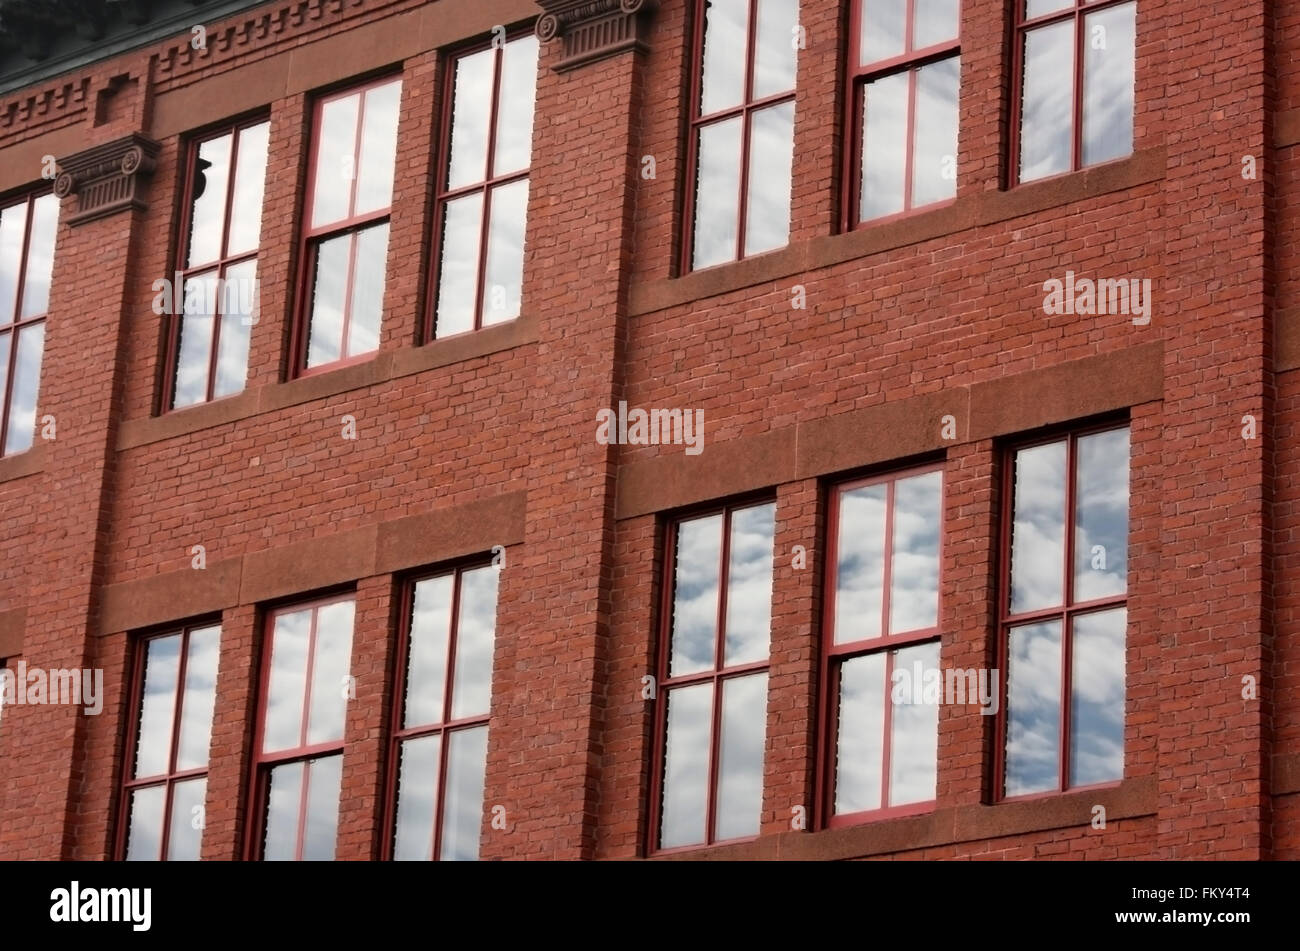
[
  {"left": 250, "top": 596, "right": 355, "bottom": 860},
  {"left": 822, "top": 466, "right": 943, "bottom": 825},
  {"left": 166, "top": 118, "right": 270, "bottom": 409},
  {"left": 0, "top": 190, "right": 57, "bottom": 456},
  {"left": 652, "top": 500, "right": 776, "bottom": 851},
  {"left": 848, "top": 0, "right": 960, "bottom": 226},
  {"left": 685, "top": 0, "right": 798, "bottom": 271},
  {"left": 119, "top": 624, "right": 221, "bottom": 860},
  {"left": 430, "top": 34, "right": 538, "bottom": 339},
  {"left": 1013, "top": 0, "right": 1136, "bottom": 184},
  {"left": 999, "top": 424, "right": 1129, "bottom": 797},
  {"left": 295, "top": 77, "right": 401, "bottom": 374},
  {"left": 388, "top": 563, "right": 499, "bottom": 861}
]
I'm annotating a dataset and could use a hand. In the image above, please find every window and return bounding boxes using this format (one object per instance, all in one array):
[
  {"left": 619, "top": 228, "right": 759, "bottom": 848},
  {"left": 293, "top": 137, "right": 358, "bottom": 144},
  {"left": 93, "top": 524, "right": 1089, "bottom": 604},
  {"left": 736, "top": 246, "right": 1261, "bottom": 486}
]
[
  {"left": 998, "top": 424, "right": 1129, "bottom": 797},
  {"left": 165, "top": 118, "right": 270, "bottom": 409},
  {"left": 0, "top": 190, "right": 57, "bottom": 456},
  {"left": 387, "top": 563, "right": 499, "bottom": 860},
  {"left": 430, "top": 34, "right": 538, "bottom": 339},
  {"left": 249, "top": 596, "right": 355, "bottom": 860},
  {"left": 119, "top": 624, "right": 221, "bottom": 860},
  {"left": 651, "top": 500, "right": 776, "bottom": 851},
  {"left": 295, "top": 76, "right": 401, "bottom": 374},
  {"left": 684, "top": 0, "right": 798, "bottom": 271},
  {"left": 1013, "top": 0, "right": 1136, "bottom": 184},
  {"left": 821, "top": 466, "right": 943, "bottom": 825},
  {"left": 847, "top": 0, "right": 960, "bottom": 226}
]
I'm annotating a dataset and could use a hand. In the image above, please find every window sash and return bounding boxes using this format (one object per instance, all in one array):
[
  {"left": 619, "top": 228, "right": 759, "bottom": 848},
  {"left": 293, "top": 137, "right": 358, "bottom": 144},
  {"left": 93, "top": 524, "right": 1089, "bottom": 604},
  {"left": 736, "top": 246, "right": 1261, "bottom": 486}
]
[{"left": 0, "top": 191, "right": 57, "bottom": 455}]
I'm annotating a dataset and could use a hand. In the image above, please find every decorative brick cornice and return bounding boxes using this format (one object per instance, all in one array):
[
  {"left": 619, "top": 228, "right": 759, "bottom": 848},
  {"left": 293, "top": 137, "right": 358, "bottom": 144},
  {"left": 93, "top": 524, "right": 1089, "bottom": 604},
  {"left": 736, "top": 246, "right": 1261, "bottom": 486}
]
[
  {"left": 535, "top": 0, "right": 656, "bottom": 72},
  {"left": 54, "top": 133, "right": 161, "bottom": 225}
]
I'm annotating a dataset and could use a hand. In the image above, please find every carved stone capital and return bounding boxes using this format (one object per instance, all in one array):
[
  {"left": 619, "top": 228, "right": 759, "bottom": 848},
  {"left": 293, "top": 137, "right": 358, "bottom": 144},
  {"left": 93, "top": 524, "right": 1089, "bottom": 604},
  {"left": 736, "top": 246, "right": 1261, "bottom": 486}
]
[
  {"left": 53, "top": 132, "right": 161, "bottom": 225},
  {"left": 535, "top": 0, "right": 657, "bottom": 72}
]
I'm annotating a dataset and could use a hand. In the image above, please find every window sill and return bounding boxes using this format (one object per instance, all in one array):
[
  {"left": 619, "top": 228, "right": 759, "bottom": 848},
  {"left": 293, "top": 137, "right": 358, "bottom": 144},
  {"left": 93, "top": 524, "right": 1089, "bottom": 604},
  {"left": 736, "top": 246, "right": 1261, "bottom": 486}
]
[{"left": 0, "top": 443, "right": 46, "bottom": 483}]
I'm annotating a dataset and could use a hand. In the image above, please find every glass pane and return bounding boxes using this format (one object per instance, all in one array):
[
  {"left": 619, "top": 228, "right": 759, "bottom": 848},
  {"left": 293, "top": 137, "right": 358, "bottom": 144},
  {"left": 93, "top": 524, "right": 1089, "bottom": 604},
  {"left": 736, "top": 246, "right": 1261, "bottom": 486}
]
[
  {"left": 692, "top": 117, "right": 743, "bottom": 269},
  {"left": 345, "top": 222, "right": 389, "bottom": 357},
  {"left": 262, "top": 761, "right": 303, "bottom": 860},
  {"left": 834, "top": 483, "right": 887, "bottom": 643},
  {"left": 305, "top": 233, "right": 350, "bottom": 368},
  {"left": 450, "top": 566, "right": 499, "bottom": 721},
  {"left": 714, "top": 673, "right": 767, "bottom": 841},
  {"left": 1082, "top": 1, "right": 1135, "bottom": 167},
  {"left": 4, "top": 322, "right": 44, "bottom": 454},
  {"left": 753, "top": 0, "right": 798, "bottom": 99},
  {"left": 405, "top": 574, "right": 454, "bottom": 728},
  {"left": 890, "top": 470, "right": 942, "bottom": 634},
  {"left": 1026, "top": 0, "right": 1072, "bottom": 19},
  {"left": 439, "top": 726, "right": 488, "bottom": 860},
  {"left": 834, "top": 652, "right": 886, "bottom": 814},
  {"left": 861, "top": 0, "right": 907, "bottom": 64},
  {"left": 914, "top": 0, "right": 961, "bottom": 48},
  {"left": 19, "top": 193, "right": 58, "bottom": 319},
  {"left": 743, "top": 101, "right": 795, "bottom": 256},
  {"left": 124, "top": 784, "right": 167, "bottom": 860},
  {"left": 669, "top": 513, "right": 722, "bottom": 677},
  {"left": 392, "top": 734, "right": 442, "bottom": 860},
  {"left": 481, "top": 180, "right": 528, "bottom": 327},
  {"left": 446, "top": 49, "right": 494, "bottom": 190},
  {"left": 911, "top": 56, "right": 960, "bottom": 208},
  {"left": 226, "top": 121, "right": 270, "bottom": 258},
  {"left": 166, "top": 777, "right": 207, "bottom": 860},
  {"left": 889, "top": 641, "right": 940, "bottom": 805},
  {"left": 723, "top": 502, "right": 775, "bottom": 666},
  {"left": 186, "top": 133, "right": 232, "bottom": 268},
  {"left": 263, "top": 608, "right": 310, "bottom": 753},
  {"left": 175, "top": 625, "right": 220, "bottom": 772},
  {"left": 311, "top": 93, "right": 360, "bottom": 228},
  {"left": 0, "top": 335, "right": 9, "bottom": 430},
  {"left": 494, "top": 36, "right": 539, "bottom": 177},
  {"left": 306, "top": 600, "right": 355, "bottom": 746},
  {"left": 1009, "top": 439, "right": 1067, "bottom": 614},
  {"left": 355, "top": 80, "right": 402, "bottom": 216},
  {"left": 860, "top": 70, "right": 909, "bottom": 220},
  {"left": 433, "top": 192, "right": 484, "bottom": 338},
  {"left": 1004, "top": 619, "right": 1062, "bottom": 796},
  {"left": 1069, "top": 608, "right": 1125, "bottom": 786},
  {"left": 302, "top": 755, "right": 343, "bottom": 860},
  {"left": 0, "top": 201, "right": 28, "bottom": 325},
  {"left": 173, "top": 271, "right": 217, "bottom": 408},
  {"left": 659, "top": 682, "right": 712, "bottom": 849},
  {"left": 1074, "top": 427, "right": 1129, "bottom": 601},
  {"left": 1019, "top": 20, "right": 1074, "bottom": 182},
  {"left": 214, "top": 259, "right": 255, "bottom": 399},
  {"left": 699, "top": 0, "right": 748, "bottom": 115},
  {"left": 133, "top": 633, "right": 181, "bottom": 779}
]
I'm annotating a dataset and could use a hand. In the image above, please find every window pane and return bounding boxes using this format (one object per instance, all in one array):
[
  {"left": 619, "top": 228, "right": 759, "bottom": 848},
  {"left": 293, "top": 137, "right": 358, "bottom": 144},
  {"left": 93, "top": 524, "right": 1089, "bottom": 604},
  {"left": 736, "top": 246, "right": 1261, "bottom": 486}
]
[
  {"left": 743, "top": 100, "right": 795, "bottom": 256},
  {"left": 305, "top": 233, "right": 350, "bottom": 368},
  {"left": 753, "top": 0, "right": 798, "bottom": 99},
  {"left": 263, "top": 608, "right": 310, "bottom": 753},
  {"left": 175, "top": 625, "right": 220, "bottom": 772},
  {"left": 911, "top": 56, "right": 960, "bottom": 208},
  {"left": 392, "top": 734, "right": 442, "bottom": 860},
  {"left": 4, "top": 322, "right": 44, "bottom": 454},
  {"left": 714, "top": 673, "right": 767, "bottom": 841},
  {"left": 302, "top": 754, "right": 343, "bottom": 861},
  {"left": 133, "top": 634, "right": 181, "bottom": 779},
  {"left": 1082, "top": 2, "right": 1135, "bottom": 167},
  {"left": 834, "top": 652, "right": 886, "bottom": 814},
  {"left": 19, "top": 194, "right": 58, "bottom": 319},
  {"left": 1070, "top": 607, "right": 1125, "bottom": 786},
  {"left": 692, "top": 117, "right": 743, "bottom": 269},
  {"left": 355, "top": 80, "right": 402, "bottom": 217},
  {"left": 494, "top": 36, "right": 539, "bottom": 178},
  {"left": 227, "top": 122, "right": 270, "bottom": 258},
  {"left": 1019, "top": 20, "right": 1074, "bottom": 182},
  {"left": 835, "top": 483, "right": 887, "bottom": 643},
  {"left": 914, "top": 0, "right": 961, "bottom": 48},
  {"left": 186, "top": 133, "right": 232, "bottom": 268},
  {"left": 1009, "top": 439, "right": 1066, "bottom": 614},
  {"left": 306, "top": 600, "right": 354, "bottom": 746},
  {"left": 166, "top": 777, "right": 207, "bottom": 861},
  {"left": 890, "top": 470, "right": 942, "bottom": 634},
  {"left": 450, "top": 566, "right": 498, "bottom": 721},
  {"left": 0, "top": 336, "right": 10, "bottom": 430},
  {"left": 699, "top": 0, "right": 748, "bottom": 115},
  {"left": 481, "top": 180, "right": 528, "bottom": 327},
  {"left": 1025, "top": 0, "right": 1071, "bottom": 18},
  {"left": 723, "top": 503, "right": 775, "bottom": 666},
  {"left": 446, "top": 49, "right": 494, "bottom": 190},
  {"left": 173, "top": 271, "right": 217, "bottom": 408},
  {"left": 345, "top": 222, "right": 389, "bottom": 357},
  {"left": 0, "top": 201, "right": 28, "bottom": 325},
  {"left": 659, "top": 682, "right": 712, "bottom": 849},
  {"left": 860, "top": 71, "right": 909, "bottom": 220},
  {"left": 1005, "top": 619, "right": 1062, "bottom": 796},
  {"left": 439, "top": 726, "right": 488, "bottom": 860},
  {"left": 1074, "top": 427, "right": 1129, "bottom": 601},
  {"left": 124, "top": 784, "right": 167, "bottom": 860},
  {"left": 312, "top": 93, "right": 360, "bottom": 228},
  {"left": 889, "top": 641, "right": 940, "bottom": 805},
  {"left": 433, "top": 192, "right": 484, "bottom": 338},
  {"left": 214, "top": 259, "right": 255, "bottom": 399},
  {"left": 669, "top": 513, "right": 722, "bottom": 677},
  {"left": 405, "top": 574, "right": 454, "bottom": 728},
  {"left": 861, "top": 0, "right": 907, "bottom": 64},
  {"left": 262, "top": 761, "right": 303, "bottom": 860}
]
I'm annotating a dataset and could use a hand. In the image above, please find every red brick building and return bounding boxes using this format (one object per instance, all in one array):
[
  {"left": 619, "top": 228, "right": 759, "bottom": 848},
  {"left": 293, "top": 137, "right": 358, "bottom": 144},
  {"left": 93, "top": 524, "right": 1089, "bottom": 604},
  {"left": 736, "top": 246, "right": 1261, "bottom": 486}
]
[{"left": 0, "top": 0, "right": 1294, "bottom": 861}]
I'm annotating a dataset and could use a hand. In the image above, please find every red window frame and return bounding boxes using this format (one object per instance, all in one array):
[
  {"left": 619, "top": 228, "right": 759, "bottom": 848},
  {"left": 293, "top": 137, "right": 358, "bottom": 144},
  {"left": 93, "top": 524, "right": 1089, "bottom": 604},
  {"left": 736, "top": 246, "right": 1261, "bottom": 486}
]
[
  {"left": 1009, "top": 0, "right": 1135, "bottom": 186},
  {"left": 680, "top": 0, "right": 798, "bottom": 273},
  {"left": 0, "top": 189, "right": 56, "bottom": 457},
  {"left": 843, "top": 0, "right": 961, "bottom": 230},
  {"left": 647, "top": 497, "right": 776, "bottom": 854},
  {"left": 291, "top": 74, "right": 401, "bottom": 378},
  {"left": 993, "top": 420, "right": 1129, "bottom": 800},
  {"left": 162, "top": 115, "right": 269, "bottom": 411},
  {"left": 816, "top": 463, "right": 945, "bottom": 828}
]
